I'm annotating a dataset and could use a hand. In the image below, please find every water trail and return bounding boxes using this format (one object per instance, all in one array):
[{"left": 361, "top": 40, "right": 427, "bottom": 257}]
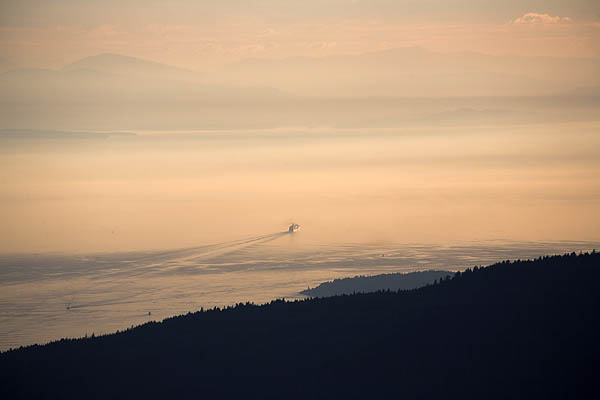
[
  {"left": 67, "top": 298, "right": 140, "bottom": 310},
  {"left": 61, "top": 231, "right": 292, "bottom": 313},
  {"left": 184, "top": 232, "right": 288, "bottom": 262},
  {"left": 75, "top": 232, "right": 290, "bottom": 281},
  {"left": 130, "top": 233, "right": 279, "bottom": 264}
]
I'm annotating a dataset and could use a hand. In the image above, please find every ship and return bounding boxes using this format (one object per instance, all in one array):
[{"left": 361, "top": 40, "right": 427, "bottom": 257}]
[{"left": 288, "top": 223, "right": 300, "bottom": 233}]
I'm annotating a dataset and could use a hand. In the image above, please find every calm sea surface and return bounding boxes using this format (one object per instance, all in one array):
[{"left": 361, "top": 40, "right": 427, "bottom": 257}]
[{"left": 1, "top": 238, "right": 598, "bottom": 351}]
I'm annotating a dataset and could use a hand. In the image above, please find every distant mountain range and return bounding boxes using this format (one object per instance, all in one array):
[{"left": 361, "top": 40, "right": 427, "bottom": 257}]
[
  {"left": 0, "top": 53, "right": 288, "bottom": 103},
  {"left": 211, "top": 47, "right": 600, "bottom": 97},
  {"left": 62, "top": 53, "right": 197, "bottom": 81},
  {"left": 0, "top": 53, "right": 289, "bottom": 130},
  {"left": 0, "top": 49, "right": 598, "bottom": 130}
]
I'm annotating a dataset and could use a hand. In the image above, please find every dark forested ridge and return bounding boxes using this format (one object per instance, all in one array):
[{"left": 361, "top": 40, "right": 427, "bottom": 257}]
[
  {"left": 301, "top": 270, "right": 453, "bottom": 297},
  {"left": 1, "top": 252, "right": 599, "bottom": 399}
]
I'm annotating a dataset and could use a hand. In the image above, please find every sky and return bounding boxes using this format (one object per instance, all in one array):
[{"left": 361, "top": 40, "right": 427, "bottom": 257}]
[{"left": 1, "top": 0, "right": 600, "bottom": 70}]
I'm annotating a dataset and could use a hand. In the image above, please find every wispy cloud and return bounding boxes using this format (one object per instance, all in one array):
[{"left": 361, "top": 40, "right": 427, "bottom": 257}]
[{"left": 512, "top": 13, "right": 571, "bottom": 25}]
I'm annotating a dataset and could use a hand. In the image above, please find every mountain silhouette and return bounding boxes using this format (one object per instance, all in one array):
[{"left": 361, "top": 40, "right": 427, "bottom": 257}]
[
  {"left": 63, "top": 53, "right": 198, "bottom": 81},
  {"left": 214, "top": 46, "right": 600, "bottom": 97}
]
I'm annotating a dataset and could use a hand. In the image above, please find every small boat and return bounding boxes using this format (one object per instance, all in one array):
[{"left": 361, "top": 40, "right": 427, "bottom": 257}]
[{"left": 288, "top": 223, "right": 300, "bottom": 233}]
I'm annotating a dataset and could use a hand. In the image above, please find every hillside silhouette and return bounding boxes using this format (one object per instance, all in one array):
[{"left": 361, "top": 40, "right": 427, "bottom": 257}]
[
  {"left": 301, "top": 270, "right": 452, "bottom": 297},
  {"left": 1, "top": 251, "right": 598, "bottom": 399}
]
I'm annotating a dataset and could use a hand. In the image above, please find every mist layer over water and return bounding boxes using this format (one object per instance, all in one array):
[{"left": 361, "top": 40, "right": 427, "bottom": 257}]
[{"left": 1, "top": 122, "right": 599, "bottom": 253}]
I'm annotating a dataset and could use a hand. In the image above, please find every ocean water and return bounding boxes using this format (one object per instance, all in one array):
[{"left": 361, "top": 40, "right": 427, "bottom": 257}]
[{"left": 1, "top": 237, "right": 598, "bottom": 351}]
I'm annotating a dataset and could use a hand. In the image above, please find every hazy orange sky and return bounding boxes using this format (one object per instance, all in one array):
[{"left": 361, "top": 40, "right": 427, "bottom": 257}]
[{"left": 1, "top": 1, "right": 599, "bottom": 70}]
